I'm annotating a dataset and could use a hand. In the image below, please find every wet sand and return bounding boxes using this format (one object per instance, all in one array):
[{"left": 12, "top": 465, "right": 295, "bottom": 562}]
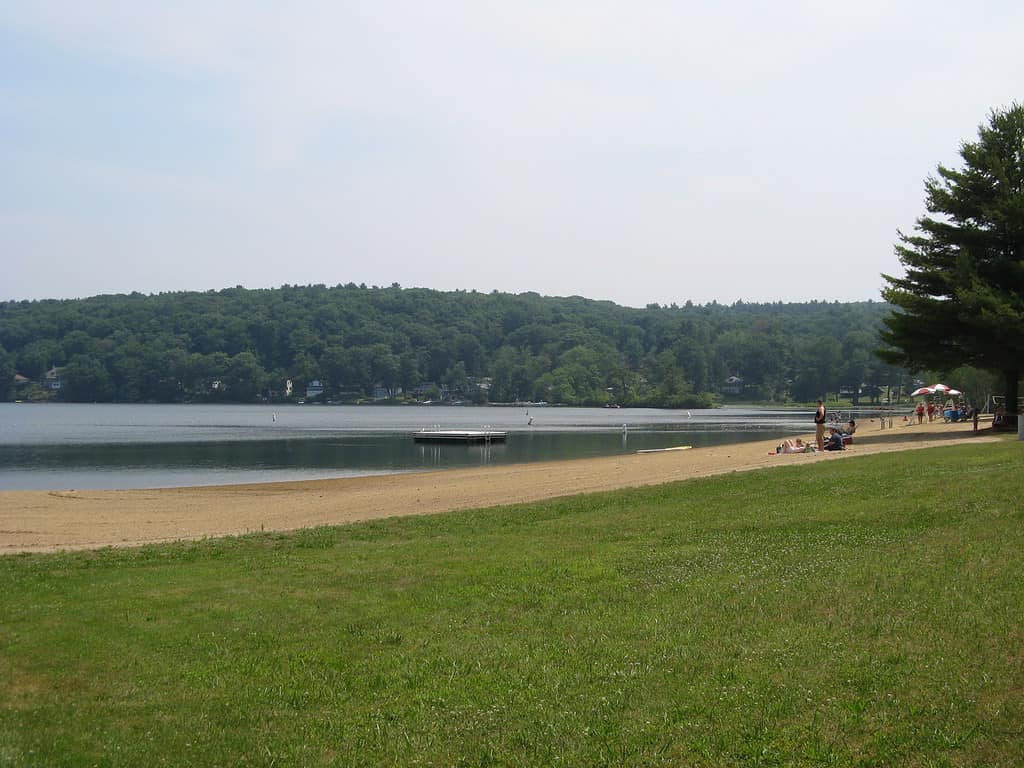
[{"left": 0, "top": 418, "right": 997, "bottom": 554}]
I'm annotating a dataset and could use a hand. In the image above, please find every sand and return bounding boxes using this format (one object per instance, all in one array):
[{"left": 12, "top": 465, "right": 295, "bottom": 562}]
[{"left": 0, "top": 417, "right": 997, "bottom": 554}]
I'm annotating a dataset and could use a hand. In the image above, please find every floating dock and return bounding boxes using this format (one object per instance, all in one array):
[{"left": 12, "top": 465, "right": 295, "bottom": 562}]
[{"left": 413, "top": 430, "right": 507, "bottom": 444}]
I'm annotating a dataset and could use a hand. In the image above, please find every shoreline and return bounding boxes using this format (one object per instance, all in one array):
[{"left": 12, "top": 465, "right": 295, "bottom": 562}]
[{"left": 0, "top": 419, "right": 998, "bottom": 554}]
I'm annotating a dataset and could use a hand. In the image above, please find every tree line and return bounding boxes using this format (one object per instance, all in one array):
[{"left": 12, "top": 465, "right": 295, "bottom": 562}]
[{"left": 0, "top": 285, "right": 907, "bottom": 406}]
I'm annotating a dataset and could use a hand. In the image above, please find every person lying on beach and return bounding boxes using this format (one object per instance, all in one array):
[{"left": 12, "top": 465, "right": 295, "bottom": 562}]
[{"left": 778, "top": 438, "right": 806, "bottom": 454}]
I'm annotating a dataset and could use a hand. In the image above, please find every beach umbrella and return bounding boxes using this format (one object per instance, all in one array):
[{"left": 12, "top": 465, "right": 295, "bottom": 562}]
[
  {"left": 948, "top": 388, "right": 962, "bottom": 396},
  {"left": 930, "top": 383, "right": 951, "bottom": 392},
  {"left": 910, "top": 386, "right": 935, "bottom": 396}
]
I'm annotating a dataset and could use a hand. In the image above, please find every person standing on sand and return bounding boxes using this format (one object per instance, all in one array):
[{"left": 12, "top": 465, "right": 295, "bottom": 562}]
[{"left": 814, "top": 399, "right": 827, "bottom": 451}]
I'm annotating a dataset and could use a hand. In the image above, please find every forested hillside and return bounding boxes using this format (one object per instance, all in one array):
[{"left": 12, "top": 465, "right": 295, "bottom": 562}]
[{"left": 0, "top": 284, "right": 904, "bottom": 406}]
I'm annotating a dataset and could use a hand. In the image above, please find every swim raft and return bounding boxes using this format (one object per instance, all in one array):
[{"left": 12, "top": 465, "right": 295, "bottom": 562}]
[{"left": 413, "top": 430, "right": 507, "bottom": 444}]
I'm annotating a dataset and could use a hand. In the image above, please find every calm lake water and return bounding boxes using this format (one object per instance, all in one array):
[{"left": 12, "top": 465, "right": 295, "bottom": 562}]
[{"left": 0, "top": 403, "right": 819, "bottom": 490}]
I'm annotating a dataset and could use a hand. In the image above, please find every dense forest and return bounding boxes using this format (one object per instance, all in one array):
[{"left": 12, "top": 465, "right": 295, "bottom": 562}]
[{"left": 0, "top": 284, "right": 908, "bottom": 406}]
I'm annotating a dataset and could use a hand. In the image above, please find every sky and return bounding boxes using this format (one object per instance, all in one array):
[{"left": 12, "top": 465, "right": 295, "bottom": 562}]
[{"left": 2, "top": 2, "right": 1021, "bottom": 308}]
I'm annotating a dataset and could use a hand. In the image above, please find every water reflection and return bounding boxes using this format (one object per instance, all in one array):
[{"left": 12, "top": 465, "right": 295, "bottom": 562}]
[
  {"left": 0, "top": 430, "right": 777, "bottom": 490},
  {"left": 0, "top": 402, "right": 831, "bottom": 490}
]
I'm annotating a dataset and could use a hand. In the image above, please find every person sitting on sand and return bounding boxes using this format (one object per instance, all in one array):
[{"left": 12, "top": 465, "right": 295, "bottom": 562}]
[
  {"left": 992, "top": 405, "right": 1008, "bottom": 429},
  {"left": 824, "top": 427, "right": 846, "bottom": 451},
  {"left": 844, "top": 419, "right": 856, "bottom": 435}
]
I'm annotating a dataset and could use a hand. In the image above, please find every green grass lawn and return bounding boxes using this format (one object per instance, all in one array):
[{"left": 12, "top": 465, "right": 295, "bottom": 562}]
[{"left": 2, "top": 442, "right": 1022, "bottom": 767}]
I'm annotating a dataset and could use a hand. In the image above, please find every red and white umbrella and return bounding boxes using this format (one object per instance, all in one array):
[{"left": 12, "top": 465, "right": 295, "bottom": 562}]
[
  {"left": 930, "top": 383, "right": 951, "bottom": 393},
  {"left": 948, "top": 388, "right": 963, "bottom": 396},
  {"left": 910, "top": 386, "right": 934, "bottom": 396}
]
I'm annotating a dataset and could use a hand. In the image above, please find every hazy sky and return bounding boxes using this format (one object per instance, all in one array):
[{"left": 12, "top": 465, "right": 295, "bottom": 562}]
[{"left": 2, "top": 2, "right": 1021, "bottom": 307}]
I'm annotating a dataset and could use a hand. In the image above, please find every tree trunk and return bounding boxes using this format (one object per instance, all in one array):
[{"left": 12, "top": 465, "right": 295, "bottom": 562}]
[
  {"left": 1003, "top": 369, "right": 1019, "bottom": 427},
  {"left": 1003, "top": 370, "right": 1019, "bottom": 415}
]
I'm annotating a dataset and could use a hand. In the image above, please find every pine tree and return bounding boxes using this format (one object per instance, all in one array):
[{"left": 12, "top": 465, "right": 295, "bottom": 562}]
[{"left": 880, "top": 103, "right": 1024, "bottom": 417}]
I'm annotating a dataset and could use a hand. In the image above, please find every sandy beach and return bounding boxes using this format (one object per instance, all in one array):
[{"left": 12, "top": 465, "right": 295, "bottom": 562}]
[{"left": 0, "top": 417, "right": 998, "bottom": 554}]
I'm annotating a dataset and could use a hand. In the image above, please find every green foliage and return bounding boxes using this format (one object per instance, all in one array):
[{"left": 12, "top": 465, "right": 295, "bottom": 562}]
[
  {"left": 882, "top": 103, "right": 1024, "bottom": 412},
  {"left": 0, "top": 287, "right": 900, "bottom": 405},
  {"left": 0, "top": 344, "right": 14, "bottom": 400},
  {"left": 61, "top": 354, "right": 114, "bottom": 402},
  {"left": 2, "top": 443, "right": 1022, "bottom": 765}
]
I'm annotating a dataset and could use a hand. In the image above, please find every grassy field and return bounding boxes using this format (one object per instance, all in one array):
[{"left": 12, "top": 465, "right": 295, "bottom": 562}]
[{"left": 1, "top": 441, "right": 1022, "bottom": 767}]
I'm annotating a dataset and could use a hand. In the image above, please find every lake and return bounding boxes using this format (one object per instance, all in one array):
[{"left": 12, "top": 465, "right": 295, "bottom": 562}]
[{"left": 0, "top": 403, "right": 821, "bottom": 490}]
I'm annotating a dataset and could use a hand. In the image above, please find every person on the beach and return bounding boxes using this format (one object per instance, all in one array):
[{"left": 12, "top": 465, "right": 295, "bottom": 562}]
[
  {"left": 993, "top": 405, "right": 1007, "bottom": 429},
  {"left": 916, "top": 402, "right": 925, "bottom": 424},
  {"left": 814, "top": 399, "right": 827, "bottom": 451},
  {"left": 927, "top": 401, "right": 935, "bottom": 422},
  {"left": 824, "top": 427, "right": 845, "bottom": 451},
  {"left": 779, "top": 438, "right": 806, "bottom": 454},
  {"left": 844, "top": 419, "right": 856, "bottom": 436},
  {"left": 941, "top": 398, "right": 952, "bottom": 422}
]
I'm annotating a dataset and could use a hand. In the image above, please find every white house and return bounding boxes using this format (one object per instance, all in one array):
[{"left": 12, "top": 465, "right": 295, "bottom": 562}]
[{"left": 723, "top": 376, "right": 743, "bottom": 395}]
